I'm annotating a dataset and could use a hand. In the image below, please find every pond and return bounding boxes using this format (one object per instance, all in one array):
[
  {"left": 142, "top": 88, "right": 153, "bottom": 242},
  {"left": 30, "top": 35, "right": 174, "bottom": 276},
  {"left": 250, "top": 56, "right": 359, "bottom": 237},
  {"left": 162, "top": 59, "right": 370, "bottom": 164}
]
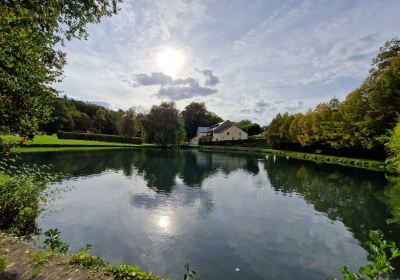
[{"left": 18, "top": 149, "right": 400, "bottom": 279}]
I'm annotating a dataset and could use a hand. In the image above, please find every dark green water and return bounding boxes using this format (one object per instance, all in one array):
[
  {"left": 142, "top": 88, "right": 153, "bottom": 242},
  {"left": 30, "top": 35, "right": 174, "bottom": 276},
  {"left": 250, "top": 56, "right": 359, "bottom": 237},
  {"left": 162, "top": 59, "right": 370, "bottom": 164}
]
[{"left": 19, "top": 149, "right": 400, "bottom": 279}]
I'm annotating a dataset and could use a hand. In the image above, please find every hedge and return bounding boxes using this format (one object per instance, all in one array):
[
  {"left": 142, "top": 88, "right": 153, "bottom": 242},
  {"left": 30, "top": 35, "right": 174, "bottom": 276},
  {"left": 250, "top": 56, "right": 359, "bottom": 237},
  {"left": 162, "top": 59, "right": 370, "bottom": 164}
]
[
  {"left": 200, "top": 138, "right": 269, "bottom": 148},
  {"left": 57, "top": 131, "right": 142, "bottom": 144}
]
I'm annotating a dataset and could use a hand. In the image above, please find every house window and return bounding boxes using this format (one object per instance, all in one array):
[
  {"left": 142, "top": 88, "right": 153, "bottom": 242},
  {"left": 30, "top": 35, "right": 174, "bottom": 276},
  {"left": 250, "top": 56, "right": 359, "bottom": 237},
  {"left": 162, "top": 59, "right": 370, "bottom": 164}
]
[
  {"left": 232, "top": 137, "right": 234, "bottom": 140},
  {"left": 227, "top": 132, "right": 230, "bottom": 135},
  {"left": 216, "top": 139, "right": 218, "bottom": 141}
]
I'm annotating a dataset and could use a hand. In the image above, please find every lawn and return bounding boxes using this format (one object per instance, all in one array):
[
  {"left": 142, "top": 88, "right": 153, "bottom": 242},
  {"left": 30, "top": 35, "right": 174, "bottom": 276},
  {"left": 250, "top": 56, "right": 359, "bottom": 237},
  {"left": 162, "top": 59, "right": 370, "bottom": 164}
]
[{"left": 2, "top": 134, "right": 140, "bottom": 147}]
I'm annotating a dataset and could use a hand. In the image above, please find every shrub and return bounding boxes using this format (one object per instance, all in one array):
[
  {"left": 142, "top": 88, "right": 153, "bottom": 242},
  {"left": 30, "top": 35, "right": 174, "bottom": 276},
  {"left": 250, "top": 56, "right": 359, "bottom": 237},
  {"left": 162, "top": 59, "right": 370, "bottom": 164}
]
[
  {"left": 0, "top": 165, "right": 61, "bottom": 236},
  {"left": 57, "top": 131, "right": 142, "bottom": 144},
  {"left": 200, "top": 138, "right": 269, "bottom": 148},
  {"left": 107, "top": 265, "right": 162, "bottom": 280},
  {"left": 70, "top": 251, "right": 108, "bottom": 268}
]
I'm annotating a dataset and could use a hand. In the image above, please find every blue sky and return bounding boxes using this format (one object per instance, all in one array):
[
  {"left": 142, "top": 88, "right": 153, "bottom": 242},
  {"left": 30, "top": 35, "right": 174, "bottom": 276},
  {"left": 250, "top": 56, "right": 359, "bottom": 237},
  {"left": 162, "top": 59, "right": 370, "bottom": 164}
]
[{"left": 57, "top": 0, "right": 400, "bottom": 125}]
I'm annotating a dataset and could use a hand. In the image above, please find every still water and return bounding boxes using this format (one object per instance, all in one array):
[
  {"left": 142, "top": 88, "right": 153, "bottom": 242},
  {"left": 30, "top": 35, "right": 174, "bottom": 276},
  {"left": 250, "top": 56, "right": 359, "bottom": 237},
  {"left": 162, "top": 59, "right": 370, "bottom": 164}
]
[{"left": 19, "top": 149, "right": 400, "bottom": 279}]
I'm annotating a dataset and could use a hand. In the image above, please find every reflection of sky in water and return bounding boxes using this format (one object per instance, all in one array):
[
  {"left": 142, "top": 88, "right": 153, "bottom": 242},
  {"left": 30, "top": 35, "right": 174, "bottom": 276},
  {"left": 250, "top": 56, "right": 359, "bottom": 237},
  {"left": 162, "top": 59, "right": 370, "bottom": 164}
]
[{"left": 17, "top": 149, "right": 398, "bottom": 280}]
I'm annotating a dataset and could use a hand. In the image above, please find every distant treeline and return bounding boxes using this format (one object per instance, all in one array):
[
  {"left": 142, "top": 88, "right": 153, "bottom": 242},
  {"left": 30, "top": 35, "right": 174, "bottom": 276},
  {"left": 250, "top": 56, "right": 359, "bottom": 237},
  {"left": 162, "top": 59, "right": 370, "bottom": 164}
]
[
  {"left": 41, "top": 96, "right": 263, "bottom": 146},
  {"left": 264, "top": 38, "right": 400, "bottom": 159},
  {"left": 42, "top": 97, "right": 142, "bottom": 137}
]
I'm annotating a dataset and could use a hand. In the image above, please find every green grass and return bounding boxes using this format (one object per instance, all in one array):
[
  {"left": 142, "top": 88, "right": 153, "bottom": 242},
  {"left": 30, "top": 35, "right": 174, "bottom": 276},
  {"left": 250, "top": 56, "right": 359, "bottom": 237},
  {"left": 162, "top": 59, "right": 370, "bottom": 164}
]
[
  {"left": 2, "top": 134, "right": 137, "bottom": 147},
  {"left": 1, "top": 134, "right": 157, "bottom": 153},
  {"left": 12, "top": 147, "right": 130, "bottom": 153}
]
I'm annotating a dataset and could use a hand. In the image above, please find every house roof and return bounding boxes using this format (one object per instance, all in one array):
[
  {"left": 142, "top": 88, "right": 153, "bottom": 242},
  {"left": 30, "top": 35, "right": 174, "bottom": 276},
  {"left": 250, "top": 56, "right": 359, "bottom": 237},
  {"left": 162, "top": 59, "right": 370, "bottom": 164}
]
[{"left": 210, "top": 120, "right": 234, "bottom": 133}]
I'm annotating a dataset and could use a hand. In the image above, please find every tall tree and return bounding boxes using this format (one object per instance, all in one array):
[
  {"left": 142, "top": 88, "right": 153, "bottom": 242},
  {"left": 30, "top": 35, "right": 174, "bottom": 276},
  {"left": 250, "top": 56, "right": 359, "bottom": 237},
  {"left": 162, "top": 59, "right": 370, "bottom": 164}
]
[
  {"left": 181, "top": 102, "right": 209, "bottom": 139},
  {"left": 181, "top": 102, "right": 223, "bottom": 139},
  {"left": 0, "top": 0, "right": 120, "bottom": 137},
  {"left": 117, "top": 108, "right": 139, "bottom": 137},
  {"left": 143, "top": 102, "right": 186, "bottom": 146}
]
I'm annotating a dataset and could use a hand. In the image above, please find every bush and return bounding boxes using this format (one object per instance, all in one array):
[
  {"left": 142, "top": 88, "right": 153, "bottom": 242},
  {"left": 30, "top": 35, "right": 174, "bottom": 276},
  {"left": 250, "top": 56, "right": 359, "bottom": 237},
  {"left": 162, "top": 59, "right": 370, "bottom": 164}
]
[
  {"left": 57, "top": 131, "right": 142, "bottom": 144},
  {"left": 107, "top": 265, "right": 161, "bottom": 280},
  {"left": 200, "top": 137, "right": 269, "bottom": 148},
  {"left": 70, "top": 251, "right": 108, "bottom": 268},
  {"left": 0, "top": 165, "right": 61, "bottom": 236}
]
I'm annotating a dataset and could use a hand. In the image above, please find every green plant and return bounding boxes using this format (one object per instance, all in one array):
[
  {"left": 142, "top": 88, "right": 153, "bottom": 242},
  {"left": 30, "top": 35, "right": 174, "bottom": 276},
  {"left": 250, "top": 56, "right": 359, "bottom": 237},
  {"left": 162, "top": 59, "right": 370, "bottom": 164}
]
[
  {"left": 107, "top": 264, "right": 161, "bottom": 280},
  {"left": 28, "top": 251, "right": 59, "bottom": 276},
  {"left": 184, "top": 263, "right": 196, "bottom": 280},
  {"left": 0, "top": 161, "right": 62, "bottom": 236},
  {"left": 336, "top": 230, "right": 400, "bottom": 280},
  {"left": 70, "top": 251, "right": 108, "bottom": 268},
  {"left": 43, "top": 228, "right": 70, "bottom": 254},
  {"left": 0, "top": 255, "right": 6, "bottom": 273}
]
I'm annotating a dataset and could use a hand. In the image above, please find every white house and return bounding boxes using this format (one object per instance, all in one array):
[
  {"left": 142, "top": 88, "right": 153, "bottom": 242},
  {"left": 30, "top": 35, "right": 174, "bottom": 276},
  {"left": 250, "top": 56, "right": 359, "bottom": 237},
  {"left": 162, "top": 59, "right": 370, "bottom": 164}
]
[{"left": 190, "top": 120, "right": 248, "bottom": 145}]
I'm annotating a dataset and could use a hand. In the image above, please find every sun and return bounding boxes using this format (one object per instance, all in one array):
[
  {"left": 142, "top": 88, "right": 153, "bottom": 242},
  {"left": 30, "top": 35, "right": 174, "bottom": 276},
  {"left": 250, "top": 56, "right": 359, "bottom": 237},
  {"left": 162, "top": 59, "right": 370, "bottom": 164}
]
[{"left": 155, "top": 48, "right": 185, "bottom": 78}]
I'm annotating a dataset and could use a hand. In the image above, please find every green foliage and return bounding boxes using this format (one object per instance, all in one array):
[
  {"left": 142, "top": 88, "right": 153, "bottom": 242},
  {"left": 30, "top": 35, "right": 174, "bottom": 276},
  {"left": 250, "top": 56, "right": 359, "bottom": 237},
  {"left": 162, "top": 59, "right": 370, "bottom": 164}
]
[
  {"left": 184, "top": 263, "right": 196, "bottom": 280},
  {"left": 264, "top": 38, "right": 400, "bottom": 157},
  {"left": 28, "top": 251, "right": 59, "bottom": 276},
  {"left": 236, "top": 120, "right": 262, "bottom": 136},
  {"left": 0, "top": 255, "right": 6, "bottom": 273},
  {"left": 181, "top": 102, "right": 223, "bottom": 139},
  {"left": 44, "top": 228, "right": 70, "bottom": 253},
  {"left": 0, "top": 164, "right": 60, "bottom": 236},
  {"left": 143, "top": 102, "right": 186, "bottom": 146},
  {"left": 339, "top": 230, "right": 400, "bottom": 280},
  {"left": 0, "top": 1, "right": 120, "bottom": 138},
  {"left": 107, "top": 264, "right": 162, "bottom": 280},
  {"left": 70, "top": 251, "right": 108, "bottom": 269},
  {"left": 385, "top": 121, "right": 400, "bottom": 173},
  {"left": 57, "top": 131, "right": 143, "bottom": 144}
]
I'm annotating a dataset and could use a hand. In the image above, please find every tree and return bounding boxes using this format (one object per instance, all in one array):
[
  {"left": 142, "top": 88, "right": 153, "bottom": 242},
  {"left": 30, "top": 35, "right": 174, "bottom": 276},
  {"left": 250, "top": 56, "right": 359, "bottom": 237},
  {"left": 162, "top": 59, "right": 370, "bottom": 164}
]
[
  {"left": 143, "top": 102, "right": 186, "bottom": 146},
  {"left": 236, "top": 120, "right": 262, "bottom": 136},
  {"left": 386, "top": 120, "right": 400, "bottom": 173},
  {"left": 181, "top": 102, "right": 209, "bottom": 139},
  {"left": 181, "top": 102, "right": 223, "bottom": 139},
  {"left": 205, "top": 112, "right": 223, "bottom": 126},
  {"left": 117, "top": 108, "right": 139, "bottom": 137},
  {"left": 0, "top": 0, "right": 120, "bottom": 138}
]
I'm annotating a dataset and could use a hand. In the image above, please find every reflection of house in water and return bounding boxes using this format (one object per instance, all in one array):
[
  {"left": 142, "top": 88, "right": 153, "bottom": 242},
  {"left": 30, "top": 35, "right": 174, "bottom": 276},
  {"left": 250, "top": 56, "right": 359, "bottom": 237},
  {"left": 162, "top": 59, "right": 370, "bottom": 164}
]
[{"left": 192, "top": 151, "right": 260, "bottom": 176}]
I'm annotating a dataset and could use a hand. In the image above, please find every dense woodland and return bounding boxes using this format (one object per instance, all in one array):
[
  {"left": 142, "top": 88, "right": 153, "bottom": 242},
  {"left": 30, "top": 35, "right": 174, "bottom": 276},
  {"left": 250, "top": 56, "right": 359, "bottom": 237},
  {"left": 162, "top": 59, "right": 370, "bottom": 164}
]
[{"left": 265, "top": 38, "right": 400, "bottom": 159}]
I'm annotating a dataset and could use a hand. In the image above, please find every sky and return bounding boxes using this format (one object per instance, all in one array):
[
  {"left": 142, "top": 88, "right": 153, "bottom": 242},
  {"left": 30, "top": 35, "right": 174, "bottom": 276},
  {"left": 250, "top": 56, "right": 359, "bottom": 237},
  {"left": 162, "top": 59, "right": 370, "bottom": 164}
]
[{"left": 57, "top": 0, "right": 400, "bottom": 125}]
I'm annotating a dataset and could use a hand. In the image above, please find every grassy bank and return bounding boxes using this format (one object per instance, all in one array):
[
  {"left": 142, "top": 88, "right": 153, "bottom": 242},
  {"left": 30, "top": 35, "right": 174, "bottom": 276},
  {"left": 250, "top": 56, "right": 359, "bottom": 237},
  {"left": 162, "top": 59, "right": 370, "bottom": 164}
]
[{"left": 193, "top": 145, "right": 387, "bottom": 172}]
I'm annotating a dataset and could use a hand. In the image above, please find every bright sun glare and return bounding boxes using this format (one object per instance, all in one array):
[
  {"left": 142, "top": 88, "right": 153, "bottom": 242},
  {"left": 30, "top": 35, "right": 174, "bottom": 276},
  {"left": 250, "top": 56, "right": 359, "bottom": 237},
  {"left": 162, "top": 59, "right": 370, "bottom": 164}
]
[
  {"left": 155, "top": 48, "right": 185, "bottom": 78},
  {"left": 158, "top": 215, "right": 170, "bottom": 229}
]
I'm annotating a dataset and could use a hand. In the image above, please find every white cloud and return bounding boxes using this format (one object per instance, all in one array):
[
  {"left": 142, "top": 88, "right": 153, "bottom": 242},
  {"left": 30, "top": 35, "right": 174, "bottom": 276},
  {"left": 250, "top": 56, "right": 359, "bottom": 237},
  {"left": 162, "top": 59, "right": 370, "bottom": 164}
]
[{"left": 56, "top": 0, "right": 400, "bottom": 124}]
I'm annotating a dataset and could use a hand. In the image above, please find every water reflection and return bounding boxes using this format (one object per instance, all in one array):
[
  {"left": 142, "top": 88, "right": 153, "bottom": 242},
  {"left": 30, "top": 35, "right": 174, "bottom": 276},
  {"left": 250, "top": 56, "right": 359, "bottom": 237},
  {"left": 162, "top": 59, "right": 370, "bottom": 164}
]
[{"left": 17, "top": 149, "right": 400, "bottom": 280}]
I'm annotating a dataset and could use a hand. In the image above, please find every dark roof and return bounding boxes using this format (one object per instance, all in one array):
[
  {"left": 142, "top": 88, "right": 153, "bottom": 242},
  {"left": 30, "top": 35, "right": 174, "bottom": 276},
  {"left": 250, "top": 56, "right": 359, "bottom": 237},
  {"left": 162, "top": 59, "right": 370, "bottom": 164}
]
[{"left": 211, "top": 120, "right": 234, "bottom": 133}]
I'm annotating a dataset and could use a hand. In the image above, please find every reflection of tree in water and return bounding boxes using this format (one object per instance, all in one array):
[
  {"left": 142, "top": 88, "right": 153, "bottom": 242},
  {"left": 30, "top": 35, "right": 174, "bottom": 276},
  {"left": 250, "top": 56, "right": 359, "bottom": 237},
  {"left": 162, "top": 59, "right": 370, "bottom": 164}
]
[
  {"left": 131, "top": 149, "right": 185, "bottom": 193},
  {"left": 264, "top": 157, "right": 400, "bottom": 246},
  {"left": 18, "top": 149, "right": 261, "bottom": 193}
]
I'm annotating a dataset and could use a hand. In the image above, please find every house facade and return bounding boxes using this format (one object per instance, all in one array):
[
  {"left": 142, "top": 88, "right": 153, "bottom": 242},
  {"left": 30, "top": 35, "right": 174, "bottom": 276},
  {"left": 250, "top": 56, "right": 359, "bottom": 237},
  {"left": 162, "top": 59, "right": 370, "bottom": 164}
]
[{"left": 190, "top": 120, "right": 248, "bottom": 145}]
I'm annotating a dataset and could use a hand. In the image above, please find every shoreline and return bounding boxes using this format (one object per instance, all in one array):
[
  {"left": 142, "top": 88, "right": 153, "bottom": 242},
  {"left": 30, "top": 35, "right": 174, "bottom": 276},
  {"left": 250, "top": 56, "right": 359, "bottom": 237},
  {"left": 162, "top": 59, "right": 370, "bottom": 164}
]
[{"left": 12, "top": 144, "right": 391, "bottom": 173}]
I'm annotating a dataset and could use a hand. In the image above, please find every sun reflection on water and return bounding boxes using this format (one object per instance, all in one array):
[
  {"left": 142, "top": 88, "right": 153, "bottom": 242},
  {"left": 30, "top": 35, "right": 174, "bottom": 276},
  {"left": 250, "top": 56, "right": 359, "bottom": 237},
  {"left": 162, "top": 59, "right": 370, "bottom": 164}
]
[{"left": 158, "top": 215, "right": 170, "bottom": 229}]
